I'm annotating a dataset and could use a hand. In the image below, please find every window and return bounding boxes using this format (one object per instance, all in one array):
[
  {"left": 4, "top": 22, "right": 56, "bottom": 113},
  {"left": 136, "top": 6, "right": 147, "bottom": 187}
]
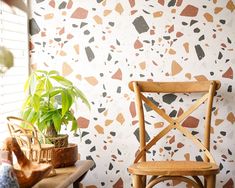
[{"left": 0, "top": 1, "right": 29, "bottom": 142}]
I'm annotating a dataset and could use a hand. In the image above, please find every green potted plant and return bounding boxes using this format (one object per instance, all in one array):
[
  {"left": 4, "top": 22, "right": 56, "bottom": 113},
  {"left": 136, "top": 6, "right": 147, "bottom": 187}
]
[{"left": 21, "top": 70, "right": 90, "bottom": 148}]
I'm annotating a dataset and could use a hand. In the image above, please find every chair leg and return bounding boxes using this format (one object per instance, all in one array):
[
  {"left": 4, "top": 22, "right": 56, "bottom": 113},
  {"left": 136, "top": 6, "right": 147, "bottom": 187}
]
[
  {"left": 141, "top": 175, "right": 146, "bottom": 188},
  {"left": 132, "top": 175, "right": 142, "bottom": 188},
  {"left": 205, "top": 175, "right": 216, "bottom": 188},
  {"left": 37, "top": 150, "right": 41, "bottom": 163}
]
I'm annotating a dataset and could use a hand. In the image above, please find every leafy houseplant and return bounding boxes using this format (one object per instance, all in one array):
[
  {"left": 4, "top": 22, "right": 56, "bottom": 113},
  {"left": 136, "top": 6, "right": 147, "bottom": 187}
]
[{"left": 21, "top": 70, "right": 90, "bottom": 147}]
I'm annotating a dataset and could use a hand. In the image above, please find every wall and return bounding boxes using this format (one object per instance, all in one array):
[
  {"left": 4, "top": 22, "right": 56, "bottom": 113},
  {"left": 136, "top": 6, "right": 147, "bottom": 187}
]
[{"left": 30, "top": 0, "right": 235, "bottom": 187}]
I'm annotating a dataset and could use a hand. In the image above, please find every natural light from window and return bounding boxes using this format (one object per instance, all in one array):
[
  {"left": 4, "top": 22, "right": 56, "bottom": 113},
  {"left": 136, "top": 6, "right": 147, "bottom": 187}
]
[{"left": 0, "top": 0, "right": 29, "bottom": 143}]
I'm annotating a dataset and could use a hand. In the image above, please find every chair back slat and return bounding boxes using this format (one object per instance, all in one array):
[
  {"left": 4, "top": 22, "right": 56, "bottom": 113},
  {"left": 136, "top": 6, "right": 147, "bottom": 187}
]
[
  {"left": 204, "top": 81, "right": 217, "bottom": 162},
  {"left": 141, "top": 93, "right": 173, "bottom": 123},
  {"left": 130, "top": 80, "right": 220, "bottom": 163},
  {"left": 129, "top": 81, "right": 220, "bottom": 93},
  {"left": 133, "top": 82, "right": 146, "bottom": 162},
  {"left": 134, "top": 124, "right": 172, "bottom": 163},
  {"left": 177, "top": 93, "right": 209, "bottom": 122}
]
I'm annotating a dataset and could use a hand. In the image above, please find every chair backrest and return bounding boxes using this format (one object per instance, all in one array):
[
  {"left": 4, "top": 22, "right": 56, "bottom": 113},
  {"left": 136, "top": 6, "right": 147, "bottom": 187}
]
[
  {"left": 7, "top": 116, "right": 41, "bottom": 149},
  {"left": 129, "top": 80, "right": 221, "bottom": 164}
]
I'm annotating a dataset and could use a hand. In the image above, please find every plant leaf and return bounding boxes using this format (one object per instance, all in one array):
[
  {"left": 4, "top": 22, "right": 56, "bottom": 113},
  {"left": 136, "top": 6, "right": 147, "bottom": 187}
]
[
  {"left": 29, "top": 73, "right": 37, "bottom": 94},
  {"left": 39, "top": 111, "right": 54, "bottom": 123},
  {"left": 74, "top": 88, "right": 90, "bottom": 109},
  {"left": 37, "top": 120, "right": 48, "bottom": 132},
  {"left": 71, "top": 117, "right": 78, "bottom": 131},
  {"left": 24, "top": 76, "right": 30, "bottom": 93},
  {"left": 51, "top": 75, "right": 73, "bottom": 86},
  {"left": 21, "top": 107, "right": 31, "bottom": 120},
  {"left": 48, "top": 88, "right": 63, "bottom": 98},
  {"left": 22, "top": 95, "right": 31, "bottom": 109},
  {"left": 61, "top": 90, "right": 72, "bottom": 117},
  {"left": 32, "top": 94, "right": 40, "bottom": 112},
  {"left": 25, "top": 109, "right": 37, "bottom": 124},
  {"left": 35, "top": 78, "right": 46, "bottom": 95},
  {"left": 52, "top": 110, "right": 62, "bottom": 133},
  {"left": 48, "top": 70, "right": 59, "bottom": 75},
  {"left": 46, "top": 79, "right": 53, "bottom": 91}
]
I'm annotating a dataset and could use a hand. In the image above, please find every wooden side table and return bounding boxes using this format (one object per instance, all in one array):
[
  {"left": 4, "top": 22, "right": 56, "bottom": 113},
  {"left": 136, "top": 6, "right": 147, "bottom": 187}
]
[{"left": 33, "top": 160, "right": 94, "bottom": 188}]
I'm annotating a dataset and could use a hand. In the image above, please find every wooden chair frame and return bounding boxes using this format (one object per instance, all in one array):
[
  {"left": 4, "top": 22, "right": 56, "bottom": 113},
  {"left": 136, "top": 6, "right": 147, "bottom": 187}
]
[
  {"left": 128, "top": 81, "right": 220, "bottom": 188},
  {"left": 7, "top": 116, "right": 56, "bottom": 175}
]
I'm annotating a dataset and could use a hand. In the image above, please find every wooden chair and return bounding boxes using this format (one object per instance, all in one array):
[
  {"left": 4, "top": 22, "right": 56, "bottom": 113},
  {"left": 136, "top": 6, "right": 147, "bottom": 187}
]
[
  {"left": 6, "top": 116, "right": 56, "bottom": 175},
  {"left": 128, "top": 81, "right": 220, "bottom": 188}
]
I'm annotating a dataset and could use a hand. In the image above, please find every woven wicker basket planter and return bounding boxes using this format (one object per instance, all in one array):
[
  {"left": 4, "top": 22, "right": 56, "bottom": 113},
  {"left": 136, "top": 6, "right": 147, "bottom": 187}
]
[
  {"left": 51, "top": 143, "right": 78, "bottom": 168},
  {"left": 46, "top": 134, "right": 68, "bottom": 148}
]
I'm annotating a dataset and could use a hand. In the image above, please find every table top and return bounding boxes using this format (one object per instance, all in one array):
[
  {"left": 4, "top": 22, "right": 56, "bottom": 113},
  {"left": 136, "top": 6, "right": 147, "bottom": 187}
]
[{"left": 33, "top": 160, "right": 94, "bottom": 188}]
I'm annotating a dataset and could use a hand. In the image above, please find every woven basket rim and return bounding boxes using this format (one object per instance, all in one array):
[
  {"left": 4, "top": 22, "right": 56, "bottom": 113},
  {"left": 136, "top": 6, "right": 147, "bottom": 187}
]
[{"left": 46, "top": 134, "right": 68, "bottom": 148}]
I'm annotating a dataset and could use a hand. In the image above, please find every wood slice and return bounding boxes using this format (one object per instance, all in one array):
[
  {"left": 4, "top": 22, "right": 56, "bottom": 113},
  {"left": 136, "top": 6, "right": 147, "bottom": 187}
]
[
  {"left": 51, "top": 143, "right": 78, "bottom": 168},
  {"left": 14, "top": 163, "right": 52, "bottom": 188},
  {"left": 2, "top": 137, "right": 52, "bottom": 188}
]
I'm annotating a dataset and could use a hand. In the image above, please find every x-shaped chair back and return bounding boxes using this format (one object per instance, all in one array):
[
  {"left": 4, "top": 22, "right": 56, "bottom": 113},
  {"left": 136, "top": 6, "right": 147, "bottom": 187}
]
[{"left": 129, "top": 81, "right": 221, "bottom": 164}]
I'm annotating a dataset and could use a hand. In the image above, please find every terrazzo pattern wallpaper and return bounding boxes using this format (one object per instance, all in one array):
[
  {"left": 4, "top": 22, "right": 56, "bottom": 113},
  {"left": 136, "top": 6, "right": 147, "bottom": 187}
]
[{"left": 29, "top": 0, "right": 235, "bottom": 187}]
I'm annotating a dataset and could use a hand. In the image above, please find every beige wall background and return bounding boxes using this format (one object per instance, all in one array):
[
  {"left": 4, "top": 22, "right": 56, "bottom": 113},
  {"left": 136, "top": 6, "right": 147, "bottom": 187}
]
[{"left": 30, "top": 0, "right": 235, "bottom": 187}]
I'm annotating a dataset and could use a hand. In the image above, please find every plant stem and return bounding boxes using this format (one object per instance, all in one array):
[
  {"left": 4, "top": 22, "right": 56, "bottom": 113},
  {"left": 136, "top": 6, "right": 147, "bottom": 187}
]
[
  {"left": 46, "top": 88, "right": 57, "bottom": 137},
  {"left": 46, "top": 123, "right": 57, "bottom": 137}
]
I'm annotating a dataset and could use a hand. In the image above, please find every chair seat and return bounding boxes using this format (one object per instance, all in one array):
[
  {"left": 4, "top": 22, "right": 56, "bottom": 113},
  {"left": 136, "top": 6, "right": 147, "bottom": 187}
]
[{"left": 128, "top": 161, "right": 219, "bottom": 176}]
